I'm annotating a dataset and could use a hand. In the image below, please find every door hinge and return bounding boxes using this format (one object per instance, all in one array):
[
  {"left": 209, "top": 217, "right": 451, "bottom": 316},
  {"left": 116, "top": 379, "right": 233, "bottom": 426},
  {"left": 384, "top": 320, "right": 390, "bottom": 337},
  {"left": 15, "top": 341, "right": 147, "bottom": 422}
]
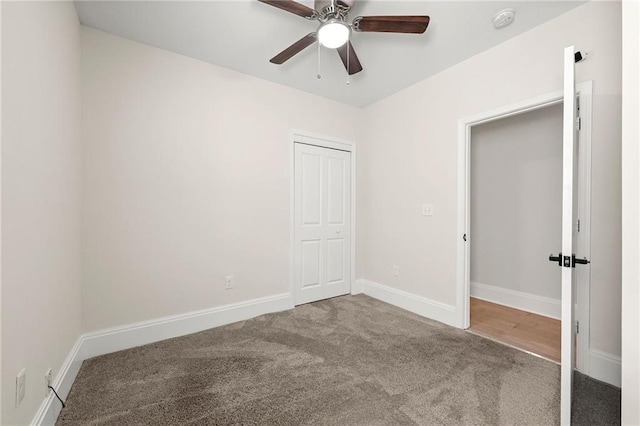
[
  {"left": 577, "top": 219, "right": 581, "bottom": 233},
  {"left": 575, "top": 320, "right": 580, "bottom": 334},
  {"left": 577, "top": 95, "right": 582, "bottom": 131}
]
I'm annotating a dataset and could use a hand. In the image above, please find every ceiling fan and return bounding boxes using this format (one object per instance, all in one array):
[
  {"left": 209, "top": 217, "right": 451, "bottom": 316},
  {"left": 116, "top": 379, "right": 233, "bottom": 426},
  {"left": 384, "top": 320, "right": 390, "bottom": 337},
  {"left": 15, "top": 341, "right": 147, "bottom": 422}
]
[{"left": 258, "top": 0, "right": 430, "bottom": 75}]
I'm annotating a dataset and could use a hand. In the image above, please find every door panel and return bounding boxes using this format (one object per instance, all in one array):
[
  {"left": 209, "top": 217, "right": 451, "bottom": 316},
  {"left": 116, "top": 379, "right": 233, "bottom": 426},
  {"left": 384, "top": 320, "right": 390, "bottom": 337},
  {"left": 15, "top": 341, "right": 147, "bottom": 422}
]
[
  {"left": 301, "top": 153, "right": 322, "bottom": 225},
  {"left": 327, "top": 157, "right": 346, "bottom": 224},
  {"left": 295, "top": 143, "right": 351, "bottom": 305},
  {"left": 326, "top": 238, "right": 345, "bottom": 283},
  {"left": 560, "top": 45, "right": 577, "bottom": 426},
  {"left": 301, "top": 240, "right": 321, "bottom": 288}
]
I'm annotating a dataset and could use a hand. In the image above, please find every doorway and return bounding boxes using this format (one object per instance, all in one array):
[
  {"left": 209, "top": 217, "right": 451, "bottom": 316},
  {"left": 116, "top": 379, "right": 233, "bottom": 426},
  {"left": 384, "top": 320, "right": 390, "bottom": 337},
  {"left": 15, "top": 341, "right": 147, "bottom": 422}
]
[
  {"left": 291, "top": 132, "right": 356, "bottom": 306},
  {"left": 468, "top": 103, "right": 563, "bottom": 362},
  {"left": 456, "top": 81, "right": 593, "bottom": 373}
]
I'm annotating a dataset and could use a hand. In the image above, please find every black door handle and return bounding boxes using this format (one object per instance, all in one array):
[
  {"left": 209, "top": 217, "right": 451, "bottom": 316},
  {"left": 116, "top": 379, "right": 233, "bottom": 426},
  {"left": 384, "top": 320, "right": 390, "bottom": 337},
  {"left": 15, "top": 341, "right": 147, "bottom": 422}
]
[
  {"left": 549, "top": 252, "right": 590, "bottom": 268},
  {"left": 573, "top": 255, "right": 590, "bottom": 266},
  {"left": 549, "top": 253, "right": 562, "bottom": 266}
]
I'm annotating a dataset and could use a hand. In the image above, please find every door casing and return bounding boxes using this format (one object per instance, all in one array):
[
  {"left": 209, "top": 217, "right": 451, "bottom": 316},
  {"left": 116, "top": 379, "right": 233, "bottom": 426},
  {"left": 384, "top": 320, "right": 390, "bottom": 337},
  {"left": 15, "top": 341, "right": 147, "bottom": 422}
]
[
  {"left": 290, "top": 130, "right": 357, "bottom": 305},
  {"left": 456, "top": 81, "right": 593, "bottom": 374}
]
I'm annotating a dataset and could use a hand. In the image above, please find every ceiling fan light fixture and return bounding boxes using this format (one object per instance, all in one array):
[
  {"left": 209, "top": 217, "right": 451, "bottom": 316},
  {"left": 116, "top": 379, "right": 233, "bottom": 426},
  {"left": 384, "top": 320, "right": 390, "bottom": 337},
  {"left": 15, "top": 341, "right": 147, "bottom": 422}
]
[{"left": 318, "top": 20, "right": 350, "bottom": 49}]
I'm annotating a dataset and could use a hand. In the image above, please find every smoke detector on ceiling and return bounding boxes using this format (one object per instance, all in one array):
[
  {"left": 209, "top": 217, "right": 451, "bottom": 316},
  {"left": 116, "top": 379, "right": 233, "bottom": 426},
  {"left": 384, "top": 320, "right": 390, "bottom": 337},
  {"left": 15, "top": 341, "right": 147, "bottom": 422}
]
[{"left": 493, "top": 9, "right": 515, "bottom": 29}]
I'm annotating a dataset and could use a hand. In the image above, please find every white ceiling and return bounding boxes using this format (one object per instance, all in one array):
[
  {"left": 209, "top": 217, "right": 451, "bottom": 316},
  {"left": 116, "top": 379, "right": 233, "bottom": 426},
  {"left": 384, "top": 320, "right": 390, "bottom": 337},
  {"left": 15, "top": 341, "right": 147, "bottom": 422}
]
[{"left": 74, "top": 0, "right": 585, "bottom": 107}]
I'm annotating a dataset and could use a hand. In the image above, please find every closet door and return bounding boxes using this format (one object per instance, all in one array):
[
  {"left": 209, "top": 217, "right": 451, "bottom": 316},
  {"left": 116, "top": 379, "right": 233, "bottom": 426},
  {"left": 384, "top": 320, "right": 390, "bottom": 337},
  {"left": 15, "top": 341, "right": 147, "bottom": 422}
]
[{"left": 294, "top": 143, "right": 351, "bottom": 305}]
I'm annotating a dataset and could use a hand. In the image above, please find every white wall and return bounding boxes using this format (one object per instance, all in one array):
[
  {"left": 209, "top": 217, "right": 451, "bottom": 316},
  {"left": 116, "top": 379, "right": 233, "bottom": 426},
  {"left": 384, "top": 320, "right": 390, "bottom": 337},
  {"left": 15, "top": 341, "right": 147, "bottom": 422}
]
[
  {"left": 621, "top": 0, "right": 640, "bottom": 422},
  {"left": 1, "top": 2, "right": 4, "bottom": 422},
  {"left": 1, "top": 2, "right": 82, "bottom": 425},
  {"left": 360, "top": 1, "right": 622, "bottom": 356},
  {"left": 81, "top": 27, "right": 362, "bottom": 332},
  {"left": 470, "top": 104, "right": 563, "bottom": 301}
]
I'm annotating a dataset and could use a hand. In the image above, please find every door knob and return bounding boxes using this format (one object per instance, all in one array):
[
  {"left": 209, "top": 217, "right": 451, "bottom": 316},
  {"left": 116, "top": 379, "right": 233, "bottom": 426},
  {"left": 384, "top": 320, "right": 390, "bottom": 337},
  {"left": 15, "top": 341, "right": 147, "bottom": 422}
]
[
  {"left": 549, "top": 252, "right": 590, "bottom": 268},
  {"left": 572, "top": 256, "right": 590, "bottom": 266},
  {"left": 336, "top": 230, "right": 341, "bottom": 234}
]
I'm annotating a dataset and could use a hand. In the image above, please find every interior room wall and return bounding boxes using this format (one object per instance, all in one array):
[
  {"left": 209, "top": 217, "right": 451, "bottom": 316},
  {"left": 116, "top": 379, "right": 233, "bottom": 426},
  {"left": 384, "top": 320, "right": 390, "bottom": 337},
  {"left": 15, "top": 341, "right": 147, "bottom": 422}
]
[
  {"left": 81, "top": 27, "right": 362, "bottom": 332},
  {"left": 1, "top": 2, "right": 82, "bottom": 424},
  {"left": 360, "top": 1, "right": 622, "bottom": 357},
  {"left": 470, "top": 104, "right": 563, "bottom": 302},
  {"left": 1, "top": 3, "right": 4, "bottom": 422},
  {"left": 621, "top": 0, "right": 640, "bottom": 422},
  {"left": 1, "top": 2, "right": 4, "bottom": 422}
]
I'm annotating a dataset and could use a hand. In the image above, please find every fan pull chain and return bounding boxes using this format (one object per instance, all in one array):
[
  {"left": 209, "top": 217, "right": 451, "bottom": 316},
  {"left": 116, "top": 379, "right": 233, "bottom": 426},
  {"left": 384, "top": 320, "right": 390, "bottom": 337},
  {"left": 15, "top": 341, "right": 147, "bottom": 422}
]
[
  {"left": 317, "top": 42, "right": 322, "bottom": 79},
  {"left": 345, "top": 41, "right": 350, "bottom": 85}
]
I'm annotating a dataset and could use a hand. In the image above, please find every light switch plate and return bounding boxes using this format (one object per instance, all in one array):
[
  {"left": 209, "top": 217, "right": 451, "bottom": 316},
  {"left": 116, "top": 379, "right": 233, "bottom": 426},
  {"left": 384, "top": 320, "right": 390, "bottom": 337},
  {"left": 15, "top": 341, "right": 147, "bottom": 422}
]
[
  {"left": 225, "top": 275, "right": 234, "bottom": 290},
  {"left": 422, "top": 204, "right": 434, "bottom": 216}
]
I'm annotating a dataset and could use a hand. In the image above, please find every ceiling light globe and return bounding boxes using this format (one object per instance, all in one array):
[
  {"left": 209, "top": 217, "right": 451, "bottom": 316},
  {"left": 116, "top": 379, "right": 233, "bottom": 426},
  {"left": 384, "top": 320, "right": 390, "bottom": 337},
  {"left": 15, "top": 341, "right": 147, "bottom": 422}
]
[{"left": 318, "top": 21, "right": 349, "bottom": 49}]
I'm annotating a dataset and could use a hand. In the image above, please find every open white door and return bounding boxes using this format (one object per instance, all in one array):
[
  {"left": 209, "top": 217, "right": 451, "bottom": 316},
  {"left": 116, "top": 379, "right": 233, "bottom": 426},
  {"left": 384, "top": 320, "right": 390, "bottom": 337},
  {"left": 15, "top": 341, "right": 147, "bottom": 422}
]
[{"left": 560, "top": 45, "right": 577, "bottom": 425}]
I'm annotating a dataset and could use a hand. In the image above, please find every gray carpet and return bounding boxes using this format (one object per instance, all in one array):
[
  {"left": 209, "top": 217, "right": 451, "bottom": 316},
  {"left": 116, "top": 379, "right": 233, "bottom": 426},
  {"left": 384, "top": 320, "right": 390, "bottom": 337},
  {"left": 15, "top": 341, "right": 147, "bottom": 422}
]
[
  {"left": 58, "top": 295, "right": 564, "bottom": 425},
  {"left": 572, "top": 372, "right": 620, "bottom": 425}
]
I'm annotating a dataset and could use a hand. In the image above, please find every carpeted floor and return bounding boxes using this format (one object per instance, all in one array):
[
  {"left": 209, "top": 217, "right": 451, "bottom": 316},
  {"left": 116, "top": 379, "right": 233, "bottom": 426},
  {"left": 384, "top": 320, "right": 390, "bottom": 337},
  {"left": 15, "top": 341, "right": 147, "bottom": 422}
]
[
  {"left": 572, "top": 372, "right": 620, "bottom": 425},
  {"left": 56, "top": 294, "right": 611, "bottom": 425}
]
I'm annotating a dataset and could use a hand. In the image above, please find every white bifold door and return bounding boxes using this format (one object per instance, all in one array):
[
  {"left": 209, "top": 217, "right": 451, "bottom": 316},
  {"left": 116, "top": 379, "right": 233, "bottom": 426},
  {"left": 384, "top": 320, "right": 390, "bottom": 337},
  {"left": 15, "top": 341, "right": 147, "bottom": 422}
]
[{"left": 294, "top": 143, "right": 351, "bottom": 305}]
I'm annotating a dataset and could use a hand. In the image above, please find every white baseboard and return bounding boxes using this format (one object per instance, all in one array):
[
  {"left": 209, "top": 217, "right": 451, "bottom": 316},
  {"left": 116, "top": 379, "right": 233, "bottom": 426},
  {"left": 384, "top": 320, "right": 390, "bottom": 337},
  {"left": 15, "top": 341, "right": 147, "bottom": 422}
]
[
  {"left": 588, "top": 348, "right": 621, "bottom": 388},
  {"left": 31, "top": 337, "right": 83, "bottom": 426},
  {"left": 351, "top": 278, "right": 365, "bottom": 295},
  {"left": 79, "top": 293, "right": 293, "bottom": 360},
  {"left": 31, "top": 293, "right": 293, "bottom": 425},
  {"left": 471, "top": 281, "right": 561, "bottom": 320},
  {"left": 360, "top": 279, "right": 458, "bottom": 327}
]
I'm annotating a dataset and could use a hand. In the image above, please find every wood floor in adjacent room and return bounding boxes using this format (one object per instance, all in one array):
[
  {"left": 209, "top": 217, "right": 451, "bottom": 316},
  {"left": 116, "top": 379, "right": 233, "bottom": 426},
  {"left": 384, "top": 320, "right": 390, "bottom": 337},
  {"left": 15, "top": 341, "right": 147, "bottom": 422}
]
[{"left": 468, "top": 297, "right": 561, "bottom": 363}]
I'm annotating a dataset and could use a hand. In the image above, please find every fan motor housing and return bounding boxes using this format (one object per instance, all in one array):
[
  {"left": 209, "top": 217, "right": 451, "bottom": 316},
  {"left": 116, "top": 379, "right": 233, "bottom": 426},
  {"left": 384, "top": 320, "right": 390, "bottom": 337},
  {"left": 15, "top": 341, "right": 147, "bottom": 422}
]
[{"left": 316, "top": 0, "right": 350, "bottom": 21}]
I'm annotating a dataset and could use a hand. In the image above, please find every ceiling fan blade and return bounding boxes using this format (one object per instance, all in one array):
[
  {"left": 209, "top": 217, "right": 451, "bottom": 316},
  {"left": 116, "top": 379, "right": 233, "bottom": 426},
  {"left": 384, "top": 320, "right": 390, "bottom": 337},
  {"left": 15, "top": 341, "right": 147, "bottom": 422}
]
[
  {"left": 352, "top": 16, "right": 430, "bottom": 34},
  {"left": 258, "top": 0, "right": 317, "bottom": 19},
  {"left": 270, "top": 33, "right": 317, "bottom": 64},
  {"left": 336, "top": 41, "right": 363, "bottom": 75}
]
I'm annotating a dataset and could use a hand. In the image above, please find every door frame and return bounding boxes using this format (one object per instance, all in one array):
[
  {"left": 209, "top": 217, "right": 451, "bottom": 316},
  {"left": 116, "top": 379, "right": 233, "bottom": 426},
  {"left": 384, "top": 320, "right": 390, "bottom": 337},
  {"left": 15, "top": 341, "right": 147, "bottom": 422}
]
[
  {"left": 456, "top": 82, "right": 593, "bottom": 373},
  {"left": 289, "top": 129, "right": 357, "bottom": 306}
]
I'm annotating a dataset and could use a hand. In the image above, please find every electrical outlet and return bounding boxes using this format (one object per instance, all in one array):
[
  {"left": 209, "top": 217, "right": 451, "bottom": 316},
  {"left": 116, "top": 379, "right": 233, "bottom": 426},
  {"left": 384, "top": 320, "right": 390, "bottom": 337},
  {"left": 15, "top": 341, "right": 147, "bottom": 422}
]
[
  {"left": 225, "top": 275, "right": 234, "bottom": 290},
  {"left": 16, "top": 368, "right": 26, "bottom": 407},
  {"left": 45, "top": 369, "right": 52, "bottom": 396},
  {"left": 422, "top": 203, "right": 434, "bottom": 216},
  {"left": 392, "top": 265, "right": 399, "bottom": 277}
]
